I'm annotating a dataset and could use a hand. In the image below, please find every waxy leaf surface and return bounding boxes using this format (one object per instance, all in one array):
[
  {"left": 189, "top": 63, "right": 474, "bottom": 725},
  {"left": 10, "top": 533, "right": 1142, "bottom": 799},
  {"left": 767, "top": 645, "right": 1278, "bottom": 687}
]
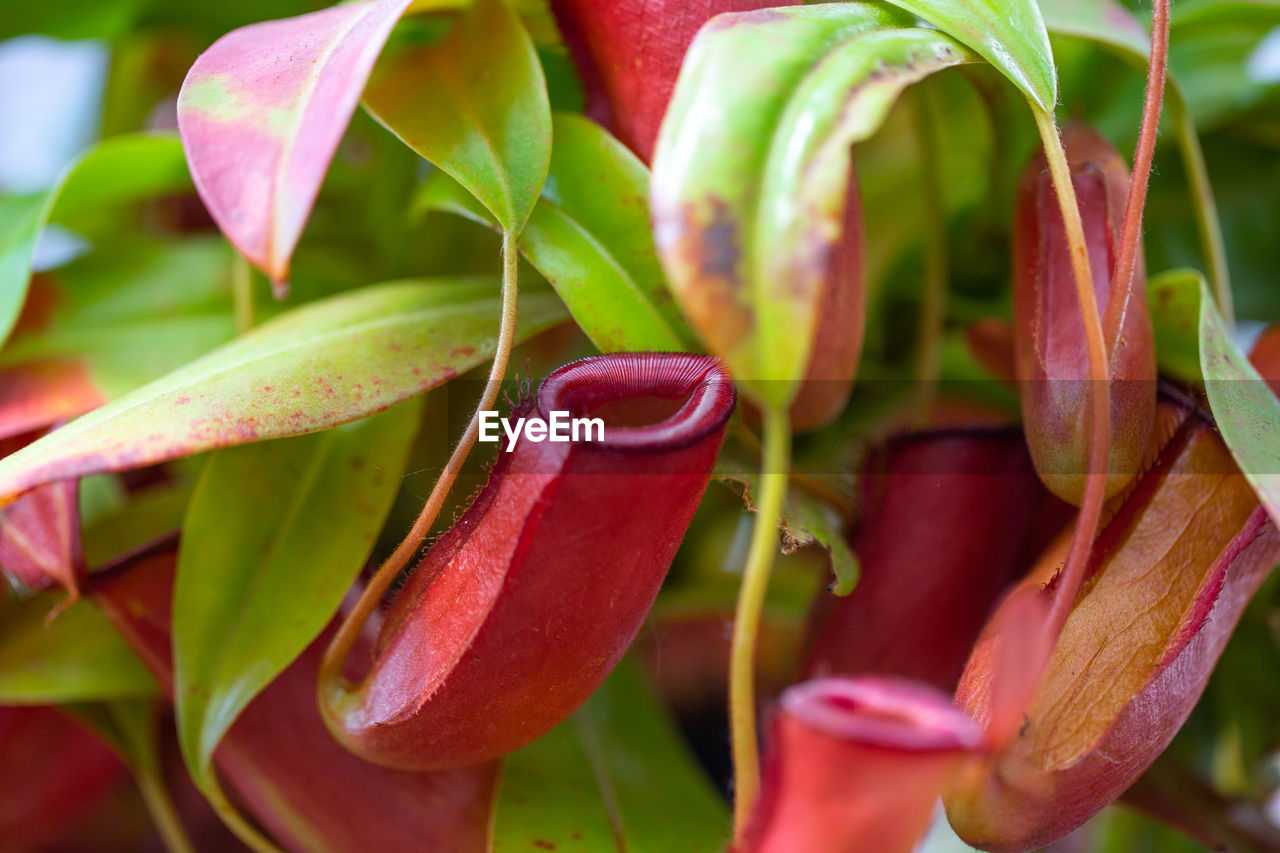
[
  {"left": 494, "top": 660, "right": 729, "bottom": 851},
  {"left": 419, "top": 113, "right": 692, "bottom": 352},
  {"left": 883, "top": 0, "right": 1057, "bottom": 111},
  {"left": 364, "top": 0, "right": 551, "bottom": 232},
  {"left": 177, "top": 0, "right": 412, "bottom": 282},
  {"left": 175, "top": 401, "right": 420, "bottom": 803},
  {"left": 1201, "top": 280, "right": 1280, "bottom": 529},
  {"left": 652, "top": 5, "right": 971, "bottom": 408},
  {"left": 0, "top": 594, "right": 156, "bottom": 703},
  {"left": 0, "top": 278, "right": 566, "bottom": 503},
  {"left": 0, "top": 133, "right": 192, "bottom": 347}
]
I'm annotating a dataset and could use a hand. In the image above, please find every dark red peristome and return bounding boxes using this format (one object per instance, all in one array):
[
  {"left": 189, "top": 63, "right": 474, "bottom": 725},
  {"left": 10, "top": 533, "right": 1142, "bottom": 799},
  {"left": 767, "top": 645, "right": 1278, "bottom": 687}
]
[
  {"left": 740, "top": 677, "right": 981, "bottom": 853},
  {"left": 91, "top": 547, "right": 496, "bottom": 853},
  {"left": 325, "top": 352, "right": 735, "bottom": 770},
  {"left": 802, "top": 429, "right": 1066, "bottom": 692},
  {"left": 551, "top": 0, "right": 799, "bottom": 164},
  {"left": 0, "top": 705, "right": 127, "bottom": 851},
  {"left": 1013, "top": 123, "right": 1156, "bottom": 504}
]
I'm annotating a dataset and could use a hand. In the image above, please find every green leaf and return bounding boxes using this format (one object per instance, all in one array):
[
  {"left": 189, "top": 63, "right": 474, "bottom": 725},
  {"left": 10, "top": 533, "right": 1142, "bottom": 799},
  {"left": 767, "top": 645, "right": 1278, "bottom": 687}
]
[
  {"left": 0, "top": 594, "right": 157, "bottom": 703},
  {"left": 0, "top": 133, "right": 192, "bottom": 347},
  {"left": 0, "top": 278, "right": 566, "bottom": 502},
  {"left": 652, "top": 5, "right": 973, "bottom": 409},
  {"left": 1148, "top": 269, "right": 1205, "bottom": 383},
  {"left": 0, "top": 194, "right": 54, "bottom": 350},
  {"left": 49, "top": 134, "right": 193, "bottom": 229},
  {"left": 882, "top": 0, "right": 1058, "bottom": 112},
  {"left": 1173, "top": 0, "right": 1280, "bottom": 29},
  {"left": 364, "top": 0, "right": 552, "bottom": 232},
  {"left": 0, "top": 237, "right": 237, "bottom": 399},
  {"left": 1200, "top": 280, "right": 1280, "bottom": 529},
  {"left": 0, "top": 0, "right": 142, "bottom": 39},
  {"left": 64, "top": 698, "right": 161, "bottom": 768},
  {"left": 174, "top": 401, "right": 420, "bottom": 789},
  {"left": 418, "top": 112, "right": 693, "bottom": 352},
  {"left": 81, "top": 484, "right": 193, "bottom": 569},
  {"left": 494, "top": 660, "right": 729, "bottom": 851},
  {"left": 1039, "top": 0, "right": 1151, "bottom": 62}
]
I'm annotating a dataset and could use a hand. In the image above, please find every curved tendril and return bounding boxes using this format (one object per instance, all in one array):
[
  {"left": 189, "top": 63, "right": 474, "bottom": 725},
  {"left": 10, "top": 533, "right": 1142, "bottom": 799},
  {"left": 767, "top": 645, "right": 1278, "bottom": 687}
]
[{"left": 318, "top": 230, "right": 520, "bottom": 698}]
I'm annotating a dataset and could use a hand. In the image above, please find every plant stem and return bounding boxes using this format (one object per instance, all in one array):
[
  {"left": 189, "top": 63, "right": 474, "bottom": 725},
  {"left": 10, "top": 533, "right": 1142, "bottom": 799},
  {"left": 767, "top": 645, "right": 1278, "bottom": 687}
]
[
  {"left": 134, "top": 767, "right": 197, "bottom": 853},
  {"left": 232, "top": 252, "right": 254, "bottom": 333},
  {"left": 1110, "top": 0, "right": 1170, "bottom": 342},
  {"left": 1044, "top": 0, "right": 1170, "bottom": 647},
  {"left": 319, "top": 229, "right": 521, "bottom": 696},
  {"left": 911, "top": 82, "right": 948, "bottom": 423},
  {"left": 729, "top": 405, "right": 790, "bottom": 840},
  {"left": 729, "top": 418, "right": 852, "bottom": 522},
  {"left": 205, "top": 773, "right": 281, "bottom": 853},
  {"left": 1030, "top": 105, "right": 1111, "bottom": 652},
  {"left": 1172, "top": 95, "right": 1234, "bottom": 324}
]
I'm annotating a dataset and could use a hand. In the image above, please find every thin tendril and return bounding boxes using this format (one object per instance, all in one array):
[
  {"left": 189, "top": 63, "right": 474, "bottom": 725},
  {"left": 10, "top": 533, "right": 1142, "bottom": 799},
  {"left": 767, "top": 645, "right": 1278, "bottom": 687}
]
[
  {"left": 319, "top": 230, "right": 520, "bottom": 696},
  {"left": 729, "top": 405, "right": 790, "bottom": 840},
  {"left": 1109, "top": 0, "right": 1171, "bottom": 342},
  {"left": 1030, "top": 106, "right": 1111, "bottom": 658}
]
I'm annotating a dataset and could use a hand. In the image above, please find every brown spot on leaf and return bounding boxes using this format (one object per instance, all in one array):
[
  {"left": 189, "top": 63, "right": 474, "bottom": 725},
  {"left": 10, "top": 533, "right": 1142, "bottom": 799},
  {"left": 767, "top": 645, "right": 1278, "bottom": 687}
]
[{"left": 667, "top": 197, "right": 752, "bottom": 357}]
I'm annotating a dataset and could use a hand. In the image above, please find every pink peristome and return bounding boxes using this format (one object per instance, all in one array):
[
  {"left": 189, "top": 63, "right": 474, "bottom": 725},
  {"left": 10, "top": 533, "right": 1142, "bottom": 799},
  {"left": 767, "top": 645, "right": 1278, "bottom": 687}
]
[
  {"left": 177, "top": 0, "right": 411, "bottom": 282},
  {"left": 740, "top": 676, "right": 981, "bottom": 853}
]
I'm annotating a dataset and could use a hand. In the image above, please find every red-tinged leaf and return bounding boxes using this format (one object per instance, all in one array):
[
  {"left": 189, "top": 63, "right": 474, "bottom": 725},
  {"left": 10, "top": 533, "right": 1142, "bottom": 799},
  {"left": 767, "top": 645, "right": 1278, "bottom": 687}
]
[
  {"left": 0, "top": 360, "right": 103, "bottom": 443},
  {"left": 177, "top": 0, "right": 413, "bottom": 285},
  {"left": 0, "top": 475, "right": 81, "bottom": 596},
  {"left": 0, "top": 278, "right": 566, "bottom": 506}
]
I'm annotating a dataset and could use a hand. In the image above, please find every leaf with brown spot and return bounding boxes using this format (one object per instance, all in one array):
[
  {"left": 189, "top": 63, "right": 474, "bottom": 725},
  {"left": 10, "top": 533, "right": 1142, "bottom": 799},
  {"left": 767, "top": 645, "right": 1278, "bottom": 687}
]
[{"left": 651, "top": 6, "right": 973, "bottom": 410}]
